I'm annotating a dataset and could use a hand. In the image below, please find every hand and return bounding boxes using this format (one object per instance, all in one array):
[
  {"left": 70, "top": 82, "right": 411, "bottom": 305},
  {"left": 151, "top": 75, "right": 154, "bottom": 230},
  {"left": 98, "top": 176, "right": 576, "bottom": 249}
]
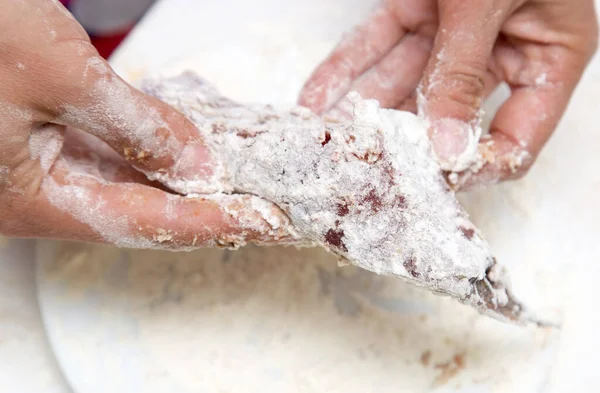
[
  {"left": 0, "top": 0, "right": 294, "bottom": 249},
  {"left": 299, "top": 0, "right": 598, "bottom": 189}
]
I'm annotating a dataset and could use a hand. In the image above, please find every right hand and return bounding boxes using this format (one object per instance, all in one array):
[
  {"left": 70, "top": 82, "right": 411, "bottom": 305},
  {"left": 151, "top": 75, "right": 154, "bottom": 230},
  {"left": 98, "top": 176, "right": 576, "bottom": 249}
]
[
  {"left": 299, "top": 0, "right": 598, "bottom": 189},
  {"left": 0, "top": 0, "right": 294, "bottom": 249}
]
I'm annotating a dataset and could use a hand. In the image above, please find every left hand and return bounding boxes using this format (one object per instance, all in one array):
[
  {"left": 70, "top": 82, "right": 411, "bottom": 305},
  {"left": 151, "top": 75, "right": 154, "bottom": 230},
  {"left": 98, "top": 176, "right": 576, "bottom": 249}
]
[{"left": 0, "top": 0, "right": 294, "bottom": 249}]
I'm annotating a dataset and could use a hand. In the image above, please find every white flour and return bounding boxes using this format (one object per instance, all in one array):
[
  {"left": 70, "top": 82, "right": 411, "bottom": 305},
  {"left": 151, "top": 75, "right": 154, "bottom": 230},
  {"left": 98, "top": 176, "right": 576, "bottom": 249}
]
[
  {"left": 58, "top": 56, "right": 179, "bottom": 161},
  {"left": 37, "top": 0, "right": 580, "bottom": 391},
  {"left": 42, "top": 176, "right": 155, "bottom": 249},
  {"left": 39, "top": 75, "right": 564, "bottom": 393},
  {"left": 28, "top": 125, "right": 64, "bottom": 173},
  {"left": 40, "top": 242, "right": 558, "bottom": 393},
  {"left": 141, "top": 72, "right": 534, "bottom": 323}
]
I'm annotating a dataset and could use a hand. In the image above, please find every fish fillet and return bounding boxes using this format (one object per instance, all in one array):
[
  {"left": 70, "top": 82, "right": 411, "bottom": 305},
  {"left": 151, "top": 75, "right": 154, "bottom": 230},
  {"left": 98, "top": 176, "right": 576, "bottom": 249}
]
[{"left": 141, "top": 72, "right": 539, "bottom": 324}]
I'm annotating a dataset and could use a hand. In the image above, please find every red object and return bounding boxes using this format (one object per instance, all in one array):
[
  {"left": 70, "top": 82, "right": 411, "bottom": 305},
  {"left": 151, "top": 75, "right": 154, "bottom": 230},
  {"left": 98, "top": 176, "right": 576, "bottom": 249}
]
[
  {"left": 56, "top": 0, "right": 136, "bottom": 59},
  {"left": 89, "top": 26, "right": 133, "bottom": 59}
]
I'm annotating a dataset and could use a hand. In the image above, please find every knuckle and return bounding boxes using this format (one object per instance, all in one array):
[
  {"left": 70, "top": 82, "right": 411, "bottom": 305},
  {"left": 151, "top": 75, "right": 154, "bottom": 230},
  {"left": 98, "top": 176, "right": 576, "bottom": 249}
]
[
  {"left": 428, "top": 63, "right": 486, "bottom": 121},
  {"left": 447, "top": 74, "right": 484, "bottom": 106},
  {"left": 62, "top": 40, "right": 105, "bottom": 82},
  {"left": 40, "top": 39, "right": 104, "bottom": 114},
  {"left": 447, "top": 65, "right": 486, "bottom": 99},
  {"left": 53, "top": 51, "right": 117, "bottom": 122}
]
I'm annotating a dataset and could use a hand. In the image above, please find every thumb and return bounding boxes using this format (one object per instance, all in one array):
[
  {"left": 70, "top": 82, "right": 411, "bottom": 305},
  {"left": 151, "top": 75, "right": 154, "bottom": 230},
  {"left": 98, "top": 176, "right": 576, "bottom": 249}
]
[
  {"left": 45, "top": 44, "right": 215, "bottom": 194},
  {"left": 419, "top": 1, "right": 508, "bottom": 172}
]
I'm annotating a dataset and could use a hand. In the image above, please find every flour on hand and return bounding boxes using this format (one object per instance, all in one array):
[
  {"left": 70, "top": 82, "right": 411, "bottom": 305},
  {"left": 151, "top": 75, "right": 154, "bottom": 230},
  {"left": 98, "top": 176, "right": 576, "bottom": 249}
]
[{"left": 141, "top": 71, "right": 540, "bottom": 324}]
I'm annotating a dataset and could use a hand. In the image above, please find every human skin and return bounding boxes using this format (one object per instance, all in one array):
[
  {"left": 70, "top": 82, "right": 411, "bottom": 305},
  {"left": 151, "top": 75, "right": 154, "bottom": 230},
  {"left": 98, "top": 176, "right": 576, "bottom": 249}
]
[
  {"left": 299, "top": 0, "right": 598, "bottom": 189},
  {"left": 0, "top": 0, "right": 293, "bottom": 249}
]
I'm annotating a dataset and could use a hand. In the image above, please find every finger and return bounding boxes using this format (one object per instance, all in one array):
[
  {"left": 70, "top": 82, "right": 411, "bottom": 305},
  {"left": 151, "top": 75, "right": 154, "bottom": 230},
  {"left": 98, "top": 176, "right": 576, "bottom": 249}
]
[
  {"left": 298, "top": 2, "right": 406, "bottom": 113},
  {"left": 449, "top": 133, "right": 530, "bottom": 191},
  {"left": 452, "top": 82, "right": 573, "bottom": 191},
  {"left": 453, "top": 52, "right": 584, "bottom": 190},
  {"left": 419, "top": 0, "right": 511, "bottom": 171},
  {"left": 395, "top": 65, "right": 502, "bottom": 114},
  {"left": 60, "top": 128, "right": 164, "bottom": 186},
  {"left": 396, "top": 96, "right": 419, "bottom": 113},
  {"left": 326, "top": 34, "right": 432, "bottom": 118},
  {"left": 325, "top": 66, "right": 500, "bottom": 121},
  {"left": 5, "top": 156, "right": 297, "bottom": 249},
  {"left": 40, "top": 42, "right": 214, "bottom": 193}
]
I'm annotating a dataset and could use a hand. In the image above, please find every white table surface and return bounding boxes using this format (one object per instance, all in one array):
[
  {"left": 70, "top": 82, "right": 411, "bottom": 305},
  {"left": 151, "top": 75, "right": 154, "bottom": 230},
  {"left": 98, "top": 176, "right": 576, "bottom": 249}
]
[{"left": 1, "top": 0, "right": 599, "bottom": 391}]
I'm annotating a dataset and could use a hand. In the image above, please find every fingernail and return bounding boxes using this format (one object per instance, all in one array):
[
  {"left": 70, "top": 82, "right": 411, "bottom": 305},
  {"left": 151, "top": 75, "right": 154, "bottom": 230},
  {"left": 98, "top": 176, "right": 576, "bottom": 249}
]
[
  {"left": 429, "top": 118, "right": 477, "bottom": 172},
  {"left": 175, "top": 142, "right": 215, "bottom": 179}
]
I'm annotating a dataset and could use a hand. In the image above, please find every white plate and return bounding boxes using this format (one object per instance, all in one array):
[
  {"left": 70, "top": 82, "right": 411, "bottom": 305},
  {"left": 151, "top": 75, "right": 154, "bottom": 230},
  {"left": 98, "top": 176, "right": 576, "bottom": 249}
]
[
  {"left": 37, "top": 241, "right": 559, "bottom": 393},
  {"left": 36, "top": 0, "right": 600, "bottom": 391},
  {"left": 0, "top": 238, "right": 69, "bottom": 393}
]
